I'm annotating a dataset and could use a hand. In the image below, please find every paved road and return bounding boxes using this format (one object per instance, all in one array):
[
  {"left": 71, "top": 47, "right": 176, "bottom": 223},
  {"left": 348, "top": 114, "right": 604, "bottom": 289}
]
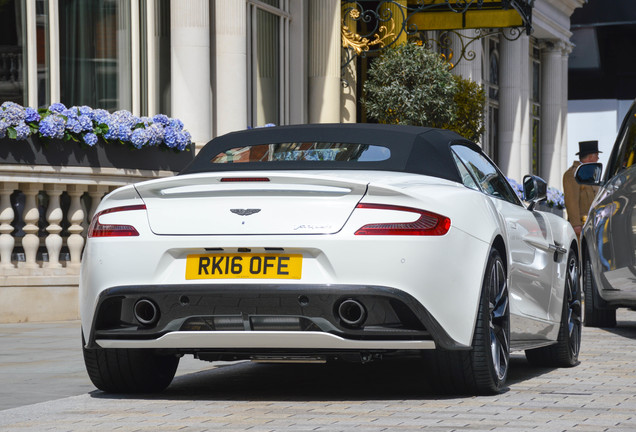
[{"left": 2, "top": 311, "right": 636, "bottom": 431}]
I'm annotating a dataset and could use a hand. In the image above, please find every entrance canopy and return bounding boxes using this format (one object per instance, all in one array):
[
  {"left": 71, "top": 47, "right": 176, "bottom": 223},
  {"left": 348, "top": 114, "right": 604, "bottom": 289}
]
[{"left": 409, "top": 0, "right": 533, "bottom": 33}]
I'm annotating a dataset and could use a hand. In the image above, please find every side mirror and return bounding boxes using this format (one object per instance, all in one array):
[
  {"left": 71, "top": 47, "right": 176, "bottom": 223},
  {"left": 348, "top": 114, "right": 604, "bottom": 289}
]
[
  {"left": 575, "top": 162, "right": 603, "bottom": 186},
  {"left": 523, "top": 175, "right": 547, "bottom": 211}
]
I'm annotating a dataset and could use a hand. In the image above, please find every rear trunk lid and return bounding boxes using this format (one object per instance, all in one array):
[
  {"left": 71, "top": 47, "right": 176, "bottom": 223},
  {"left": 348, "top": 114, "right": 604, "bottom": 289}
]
[{"left": 134, "top": 172, "right": 368, "bottom": 235}]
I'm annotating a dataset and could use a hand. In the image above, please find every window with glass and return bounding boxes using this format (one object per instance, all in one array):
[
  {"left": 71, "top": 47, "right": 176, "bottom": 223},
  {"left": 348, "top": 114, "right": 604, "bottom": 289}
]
[
  {"left": 452, "top": 144, "right": 521, "bottom": 206},
  {"left": 607, "top": 109, "right": 636, "bottom": 179},
  {"left": 59, "top": 0, "right": 132, "bottom": 111},
  {"left": 531, "top": 40, "right": 541, "bottom": 175},
  {"left": 36, "top": 0, "right": 50, "bottom": 107},
  {"left": 482, "top": 36, "right": 500, "bottom": 163},
  {"left": 211, "top": 142, "right": 390, "bottom": 164},
  {"left": 247, "top": 0, "right": 290, "bottom": 128},
  {"left": 0, "top": 0, "right": 26, "bottom": 105}
]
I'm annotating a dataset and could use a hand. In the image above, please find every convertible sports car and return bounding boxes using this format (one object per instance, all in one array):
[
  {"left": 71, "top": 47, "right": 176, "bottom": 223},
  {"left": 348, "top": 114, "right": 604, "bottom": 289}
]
[{"left": 80, "top": 124, "right": 580, "bottom": 395}]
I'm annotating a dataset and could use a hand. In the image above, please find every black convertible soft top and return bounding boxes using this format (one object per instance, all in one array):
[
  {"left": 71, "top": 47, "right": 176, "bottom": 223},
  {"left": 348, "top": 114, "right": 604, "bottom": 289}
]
[{"left": 180, "top": 123, "right": 479, "bottom": 184}]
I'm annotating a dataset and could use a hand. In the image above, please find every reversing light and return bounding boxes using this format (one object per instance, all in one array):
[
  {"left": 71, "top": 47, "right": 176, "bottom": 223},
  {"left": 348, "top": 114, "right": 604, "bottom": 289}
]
[
  {"left": 88, "top": 204, "right": 146, "bottom": 238},
  {"left": 354, "top": 203, "right": 451, "bottom": 236}
]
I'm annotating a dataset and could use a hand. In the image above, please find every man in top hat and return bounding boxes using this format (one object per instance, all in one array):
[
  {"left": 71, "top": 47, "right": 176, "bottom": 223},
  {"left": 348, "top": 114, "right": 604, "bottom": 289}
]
[{"left": 562, "top": 140, "right": 601, "bottom": 236}]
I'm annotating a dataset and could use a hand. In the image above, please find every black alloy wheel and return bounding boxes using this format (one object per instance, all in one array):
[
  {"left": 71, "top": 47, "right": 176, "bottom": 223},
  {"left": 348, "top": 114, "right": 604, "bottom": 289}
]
[
  {"left": 583, "top": 255, "right": 616, "bottom": 328},
  {"left": 526, "top": 249, "right": 582, "bottom": 367},
  {"left": 426, "top": 248, "right": 510, "bottom": 394},
  {"left": 487, "top": 253, "right": 511, "bottom": 383}
]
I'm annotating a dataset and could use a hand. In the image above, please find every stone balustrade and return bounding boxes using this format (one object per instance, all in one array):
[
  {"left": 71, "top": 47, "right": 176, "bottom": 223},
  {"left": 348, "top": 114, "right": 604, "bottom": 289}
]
[{"left": 0, "top": 164, "right": 178, "bottom": 323}]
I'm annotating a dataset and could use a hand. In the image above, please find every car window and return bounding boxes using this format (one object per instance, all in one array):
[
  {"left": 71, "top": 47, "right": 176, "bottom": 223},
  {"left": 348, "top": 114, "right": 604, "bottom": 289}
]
[
  {"left": 452, "top": 152, "right": 479, "bottom": 191},
  {"left": 451, "top": 144, "right": 521, "bottom": 205},
  {"left": 607, "top": 107, "right": 636, "bottom": 179},
  {"left": 210, "top": 142, "right": 390, "bottom": 163}
]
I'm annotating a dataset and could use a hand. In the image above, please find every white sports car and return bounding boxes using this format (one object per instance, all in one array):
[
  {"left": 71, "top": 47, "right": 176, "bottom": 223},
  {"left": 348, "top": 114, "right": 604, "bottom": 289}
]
[{"left": 80, "top": 124, "right": 581, "bottom": 395}]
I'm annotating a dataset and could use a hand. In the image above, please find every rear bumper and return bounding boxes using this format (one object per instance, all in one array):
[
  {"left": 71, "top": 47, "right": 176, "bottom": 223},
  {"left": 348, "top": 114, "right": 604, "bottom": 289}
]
[
  {"left": 96, "top": 331, "right": 436, "bottom": 350},
  {"left": 87, "top": 284, "right": 467, "bottom": 351}
]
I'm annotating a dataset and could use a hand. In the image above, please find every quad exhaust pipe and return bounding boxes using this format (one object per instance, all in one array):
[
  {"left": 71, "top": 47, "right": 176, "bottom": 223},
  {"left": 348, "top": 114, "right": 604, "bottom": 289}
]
[
  {"left": 337, "top": 298, "right": 367, "bottom": 328},
  {"left": 134, "top": 298, "right": 159, "bottom": 326}
]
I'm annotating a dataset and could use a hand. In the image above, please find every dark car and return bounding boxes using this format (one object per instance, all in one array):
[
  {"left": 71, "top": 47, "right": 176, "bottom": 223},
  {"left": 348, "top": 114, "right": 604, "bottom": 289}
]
[{"left": 576, "top": 100, "right": 636, "bottom": 327}]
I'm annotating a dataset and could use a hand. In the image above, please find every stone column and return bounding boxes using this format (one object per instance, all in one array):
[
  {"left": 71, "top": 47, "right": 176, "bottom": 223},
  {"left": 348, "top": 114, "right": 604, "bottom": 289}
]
[
  {"left": 171, "top": 0, "right": 212, "bottom": 147},
  {"left": 341, "top": 2, "right": 357, "bottom": 123},
  {"left": 66, "top": 185, "right": 87, "bottom": 269},
  {"left": 19, "top": 183, "right": 42, "bottom": 269},
  {"left": 309, "top": 0, "right": 340, "bottom": 123},
  {"left": 0, "top": 183, "right": 17, "bottom": 270},
  {"left": 540, "top": 41, "right": 564, "bottom": 189},
  {"left": 518, "top": 34, "right": 531, "bottom": 178},
  {"left": 498, "top": 31, "right": 523, "bottom": 180},
  {"left": 215, "top": 0, "right": 247, "bottom": 136},
  {"left": 561, "top": 43, "right": 573, "bottom": 176},
  {"left": 44, "top": 185, "right": 65, "bottom": 269}
]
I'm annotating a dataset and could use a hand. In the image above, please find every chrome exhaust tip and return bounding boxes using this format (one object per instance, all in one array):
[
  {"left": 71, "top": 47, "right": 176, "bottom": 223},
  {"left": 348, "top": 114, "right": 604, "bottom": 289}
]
[
  {"left": 133, "top": 298, "right": 159, "bottom": 326},
  {"left": 337, "top": 298, "right": 367, "bottom": 328}
]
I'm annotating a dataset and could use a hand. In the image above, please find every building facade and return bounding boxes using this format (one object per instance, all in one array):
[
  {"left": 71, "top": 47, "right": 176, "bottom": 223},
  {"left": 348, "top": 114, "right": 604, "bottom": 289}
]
[
  {"left": 0, "top": 0, "right": 584, "bottom": 322},
  {"left": 567, "top": 0, "right": 636, "bottom": 171}
]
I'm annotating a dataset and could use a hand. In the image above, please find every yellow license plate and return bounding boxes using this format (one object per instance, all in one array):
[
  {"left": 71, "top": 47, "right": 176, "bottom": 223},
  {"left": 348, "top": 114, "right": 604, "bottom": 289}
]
[{"left": 185, "top": 253, "right": 302, "bottom": 280}]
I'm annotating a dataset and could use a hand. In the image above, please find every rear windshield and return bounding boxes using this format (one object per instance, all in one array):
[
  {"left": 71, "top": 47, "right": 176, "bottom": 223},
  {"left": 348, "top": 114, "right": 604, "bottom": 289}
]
[{"left": 210, "top": 142, "right": 391, "bottom": 164}]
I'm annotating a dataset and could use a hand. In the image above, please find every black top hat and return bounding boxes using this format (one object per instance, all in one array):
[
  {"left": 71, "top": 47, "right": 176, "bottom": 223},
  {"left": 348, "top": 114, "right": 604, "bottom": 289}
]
[{"left": 576, "top": 140, "right": 602, "bottom": 156}]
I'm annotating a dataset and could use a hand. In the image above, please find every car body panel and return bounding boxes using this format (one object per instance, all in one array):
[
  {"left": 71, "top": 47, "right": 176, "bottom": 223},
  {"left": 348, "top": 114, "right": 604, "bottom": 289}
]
[
  {"left": 80, "top": 124, "right": 576, "bottom": 364},
  {"left": 581, "top": 100, "right": 636, "bottom": 308}
]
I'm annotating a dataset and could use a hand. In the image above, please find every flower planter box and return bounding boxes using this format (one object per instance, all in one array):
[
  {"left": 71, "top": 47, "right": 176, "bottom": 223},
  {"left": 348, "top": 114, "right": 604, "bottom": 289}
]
[{"left": 0, "top": 136, "right": 194, "bottom": 172}]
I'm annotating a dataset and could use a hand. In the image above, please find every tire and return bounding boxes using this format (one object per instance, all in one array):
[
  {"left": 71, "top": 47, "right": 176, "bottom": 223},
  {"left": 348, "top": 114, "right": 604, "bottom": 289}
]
[
  {"left": 426, "top": 248, "right": 510, "bottom": 394},
  {"left": 583, "top": 255, "right": 616, "bottom": 327},
  {"left": 83, "top": 335, "right": 179, "bottom": 393},
  {"left": 525, "top": 249, "right": 582, "bottom": 367}
]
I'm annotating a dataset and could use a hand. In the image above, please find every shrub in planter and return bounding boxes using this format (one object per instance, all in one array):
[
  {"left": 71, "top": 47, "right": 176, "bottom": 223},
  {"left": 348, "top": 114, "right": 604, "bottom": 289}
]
[{"left": 363, "top": 43, "right": 485, "bottom": 143}]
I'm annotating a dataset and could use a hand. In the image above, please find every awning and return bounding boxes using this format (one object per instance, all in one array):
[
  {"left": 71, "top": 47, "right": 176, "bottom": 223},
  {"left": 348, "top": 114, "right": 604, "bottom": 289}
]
[{"left": 408, "top": 0, "right": 533, "bottom": 33}]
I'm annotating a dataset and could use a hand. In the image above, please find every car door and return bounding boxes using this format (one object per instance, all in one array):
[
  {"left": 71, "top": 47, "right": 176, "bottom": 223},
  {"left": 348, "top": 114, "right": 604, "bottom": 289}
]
[
  {"left": 591, "top": 106, "right": 636, "bottom": 294},
  {"left": 451, "top": 145, "right": 557, "bottom": 324}
]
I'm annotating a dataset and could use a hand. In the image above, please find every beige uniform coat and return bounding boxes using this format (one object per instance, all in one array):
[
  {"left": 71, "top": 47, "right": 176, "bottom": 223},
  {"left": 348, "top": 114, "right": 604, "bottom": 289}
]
[{"left": 562, "top": 161, "right": 598, "bottom": 228}]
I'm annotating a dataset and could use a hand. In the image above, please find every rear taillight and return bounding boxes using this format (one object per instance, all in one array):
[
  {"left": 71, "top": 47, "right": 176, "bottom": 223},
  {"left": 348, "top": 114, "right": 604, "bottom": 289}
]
[
  {"left": 354, "top": 203, "right": 450, "bottom": 236},
  {"left": 88, "top": 204, "right": 146, "bottom": 238}
]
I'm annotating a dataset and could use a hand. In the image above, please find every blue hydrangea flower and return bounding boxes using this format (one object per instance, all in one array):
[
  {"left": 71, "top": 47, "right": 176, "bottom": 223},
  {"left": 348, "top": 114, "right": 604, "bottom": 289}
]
[
  {"left": 169, "top": 118, "right": 184, "bottom": 130},
  {"left": 25, "top": 107, "right": 40, "bottom": 123},
  {"left": 78, "top": 114, "right": 93, "bottom": 132},
  {"left": 49, "top": 103, "right": 67, "bottom": 114},
  {"left": 39, "top": 115, "right": 66, "bottom": 139},
  {"left": 92, "top": 109, "right": 110, "bottom": 124},
  {"left": 152, "top": 114, "right": 170, "bottom": 126},
  {"left": 66, "top": 117, "right": 83, "bottom": 134},
  {"left": 131, "top": 128, "right": 149, "bottom": 149},
  {"left": 163, "top": 127, "right": 179, "bottom": 148},
  {"left": 14, "top": 123, "right": 31, "bottom": 140},
  {"left": 0, "top": 119, "right": 8, "bottom": 138},
  {"left": 1, "top": 102, "right": 26, "bottom": 126},
  {"left": 547, "top": 187, "right": 565, "bottom": 209},
  {"left": 83, "top": 132, "right": 98, "bottom": 146},
  {"left": 145, "top": 123, "right": 164, "bottom": 146},
  {"left": 102, "top": 110, "right": 139, "bottom": 142},
  {"left": 139, "top": 116, "right": 152, "bottom": 127},
  {"left": 78, "top": 106, "right": 93, "bottom": 117},
  {"left": 176, "top": 130, "right": 191, "bottom": 151},
  {"left": 2, "top": 103, "right": 190, "bottom": 152}
]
